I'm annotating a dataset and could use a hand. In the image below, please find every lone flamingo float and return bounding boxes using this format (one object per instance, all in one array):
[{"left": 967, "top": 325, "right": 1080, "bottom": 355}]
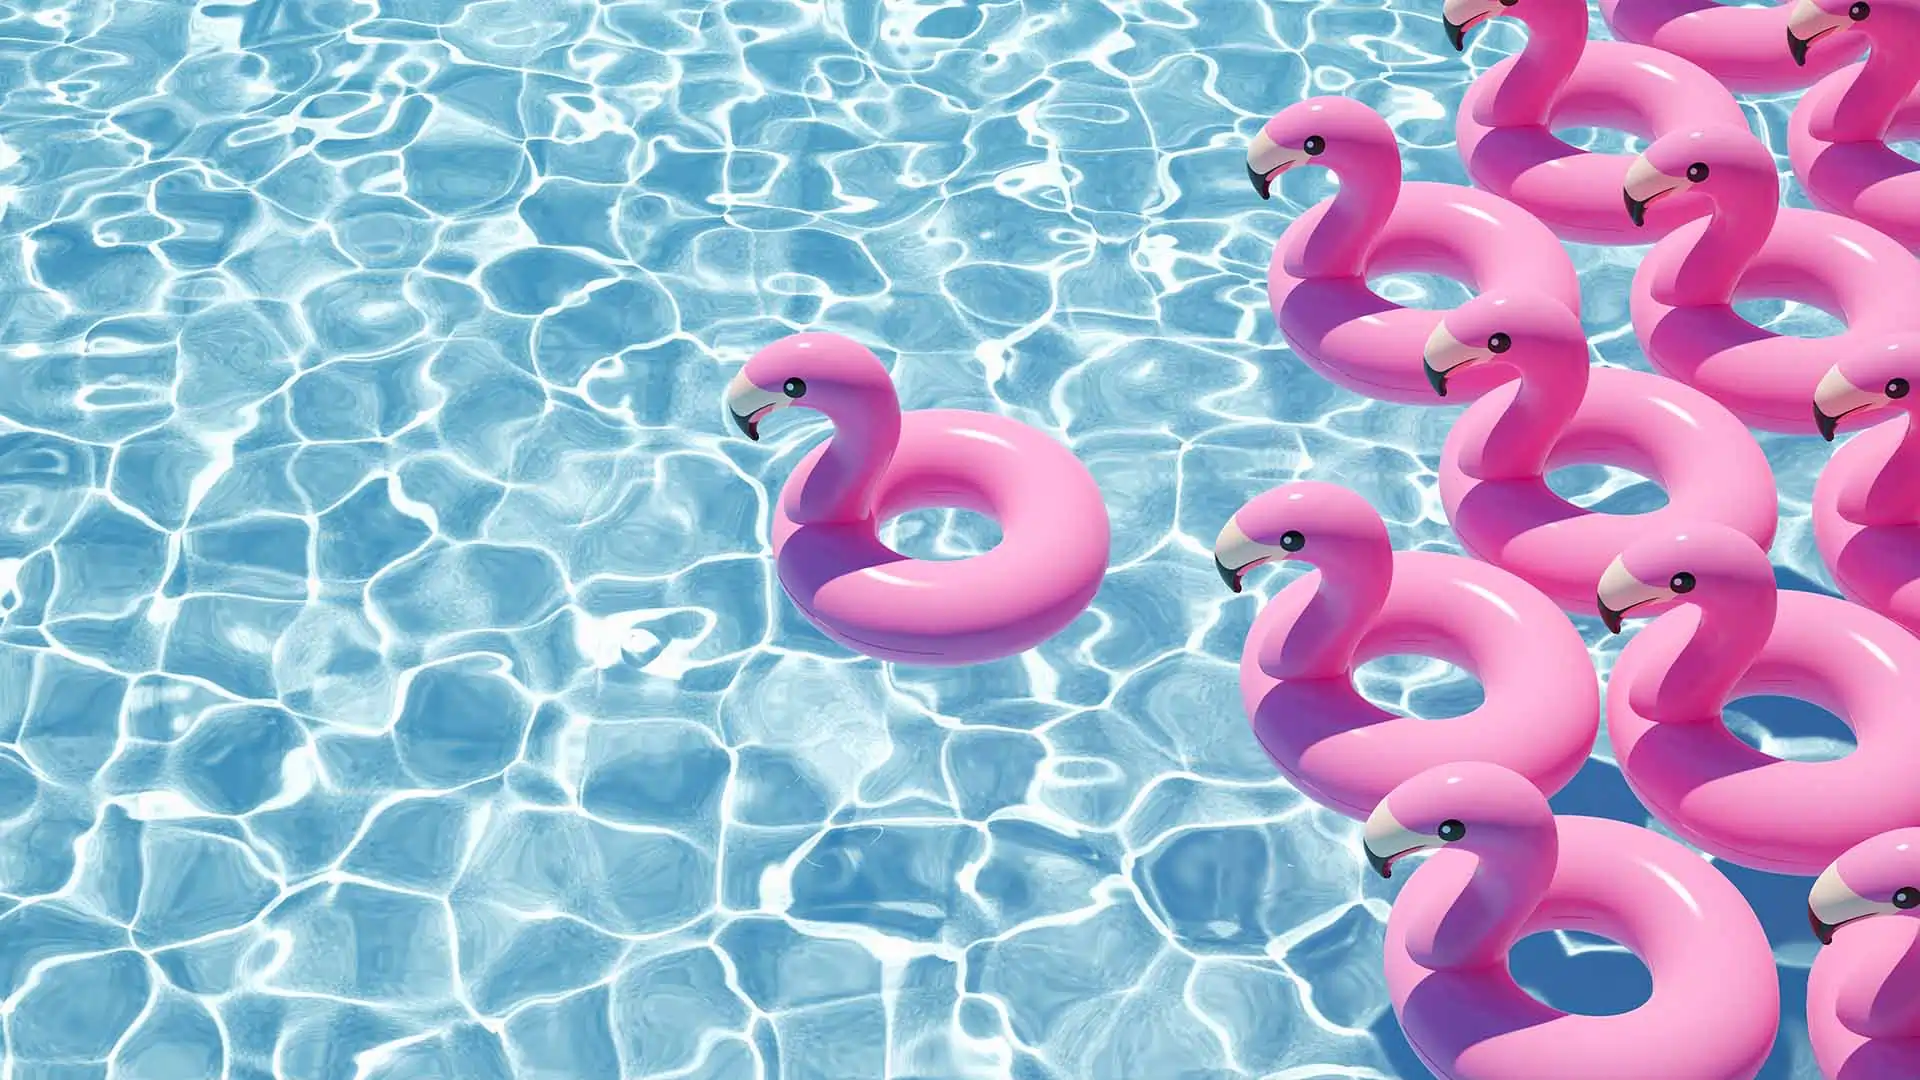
[
  {"left": 1812, "top": 338, "right": 1920, "bottom": 639},
  {"left": 725, "top": 332, "right": 1109, "bottom": 665},
  {"left": 1248, "top": 96, "right": 1580, "bottom": 404},
  {"left": 1599, "top": 524, "right": 1920, "bottom": 875},
  {"left": 1366, "top": 761, "right": 1780, "bottom": 1080},
  {"left": 1426, "top": 289, "right": 1776, "bottom": 614},
  {"left": 1625, "top": 125, "right": 1920, "bottom": 434},
  {"left": 1212, "top": 482, "right": 1597, "bottom": 819},
  {"left": 1787, "top": 0, "right": 1920, "bottom": 252},
  {"left": 1441, "top": 0, "right": 1746, "bottom": 243},
  {"left": 1598, "top": 0, "right": 1861, "bottom": 92},
  {"left": 1807, "top": 828, "right": 1920, "bottom": 1078}
]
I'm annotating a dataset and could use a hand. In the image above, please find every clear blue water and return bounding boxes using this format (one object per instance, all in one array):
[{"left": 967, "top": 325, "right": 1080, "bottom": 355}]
[{"left": 0, "top": 0, "right": 1869, "bottom": 1076}]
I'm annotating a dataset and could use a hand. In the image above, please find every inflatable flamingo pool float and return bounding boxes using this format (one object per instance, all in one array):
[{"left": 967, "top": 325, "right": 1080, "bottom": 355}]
[
  {"left": 1211, "top": 482, "right": 1597, "bottom": 819},
  {"left": 1626, "top": 125, "right": 1920, "bottom": 434},
  {"left": 1366, "top": 761, "right": 1779, "bottom": 1080},
  {"left": 1442, "top": 0, "right": 1745, "bottom": 243},
  {"left": 1807, "top": 827, "right": 1920, "bottom": 1078},
  {"left": 1812, "top": 339, "right": 1920, "bottom": 639},
  {"left": 1599, "top": 0, "right": 1861, "bottom": 91},
  {"left": 1600, "top": 525, "right": 1920, "bottom": 875},
  {"left": 1787, "top": 0, "right": 1920, "bottom": 252},
  {"left": 1426, "top": 289, "right": 1776, "bottom": 614},
  {"left": 1248, "top": 96, "right": 1580, "bottom": 405},
  {"left": 725, "top": 332, "right": 1109, "bottom": 665}
]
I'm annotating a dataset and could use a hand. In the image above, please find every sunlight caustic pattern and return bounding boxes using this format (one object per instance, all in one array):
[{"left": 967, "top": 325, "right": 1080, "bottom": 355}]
[{"left": 0, "top": 0, "right": 1853, "bottom": 1077}]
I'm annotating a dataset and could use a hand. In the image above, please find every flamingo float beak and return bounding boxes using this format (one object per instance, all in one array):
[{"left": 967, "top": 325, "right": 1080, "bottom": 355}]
[
  {"left": 1246, "top": 129, "right": 1313, "bottom": 201},
  {"left": 1622, "top": 156, "right": 1686, "bottom": 228},
  {"left": 1363, "top": 802, "right": 1434, "bottom": 879},
  {"left": 1786, "top": 0, "right": 1851, "bottom": 66},
  {"left": 1212, "top": 515, "right": 1282, "bottom": 593},
  {"left": 1421, "top": 322, "right": 1486, "bottom": 398},
  {"left": 725, "top": 371, "right": 789, "bottom": 442},
  {"left": 1808, "top": 861, "right": 1877, "bottom": 945},
  {"left": 1442, "top": 0, "right": 1504, "bottom": 50},
  {"left": 1595, "top": 557, "right": 1673, "bottom": 635},
  {"left": 1813, "top": 365, "right": 1885, "bottom": 442}
]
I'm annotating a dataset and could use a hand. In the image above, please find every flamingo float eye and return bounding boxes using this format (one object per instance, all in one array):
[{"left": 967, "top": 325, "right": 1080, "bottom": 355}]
[
  {"left": 1670, "top": 572, "right": 1696, "bottom": 593},
  {"left": 1685, "top": 162, "right": 1710, "bottom": 183},
  {"left": 1487, "top": 332, "right": 1512, "bottom": 354},
  {"left": 1278, "top": 530, "right": 1306, "bottom": 552},
  {"left": 1888, "top": 378, "right": 1909, "bottom": 399},
  {"left": 1302, "top": 135, "right": 1326, "bottom": 156},
  {"left": 1849, "top": 1, "right": 1870, "bottom": 19},
  {"left": 1437, "top": 819, "right": 1466, "bottom": 842},
  {"left": 1894, "top": 887, "right": 1920, "bottom": 909},
  {"left": 783, "top": 378, "right": 807, "bottom": 398}
]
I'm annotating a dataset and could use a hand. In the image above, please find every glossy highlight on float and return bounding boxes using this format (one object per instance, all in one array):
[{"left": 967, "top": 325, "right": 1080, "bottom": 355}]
[
  {"left": 1428, "top": 289, "right": 1776, "bottom": 614},
  {"left": 1214, "top": 481, "right": 1598, "bottom": 819},
  {"left": 726, "top": 332, "right": 1110, "bottom": 665},
  {"left": 1368, "top": 762, "right": 1779, "bottom": 1080},
  {"left": 1249, "top": 96, "right": 1580, "bottom": 405}
]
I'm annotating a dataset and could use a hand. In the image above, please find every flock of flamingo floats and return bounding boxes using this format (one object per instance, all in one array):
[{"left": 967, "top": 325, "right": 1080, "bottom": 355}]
[{"left": 722, "top": 0, "right": 1920, "bottom": 1075}]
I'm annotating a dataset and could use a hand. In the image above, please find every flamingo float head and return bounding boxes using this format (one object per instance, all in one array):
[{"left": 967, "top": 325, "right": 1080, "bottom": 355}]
[
  {"left": 1787, "top": 0, "right": 1912, "bottom": 65},
  {"left": 1623, "top": 127, "right": 1773, "bottom": 229},
  {"left": 1211, "top": 480, "right": 1386, "bottom": 593},
  {"left": 724, "top": 331, "right": 892, "bottom": 441},
  {"left": 1246, "top": 96, "right": 1389, "bottom": 201},
  {"left": 1596, "top": 524, "right": 1771, "bottom": 634},
  {"left": 1364, "top": 761, "right": 1555, "bottom": 879},
  {"left": 1813, "top": 336, "right": 1920, "bottom": 441},
  {"left": 1422, "top": 289, "right": 1585, "bottom": 397},
  {"left": 1809, "top": 828, "right": 1920, "bottom": 944},
  {"left": 1440, "top": 0, "right": 1522, "bottom": 51}
]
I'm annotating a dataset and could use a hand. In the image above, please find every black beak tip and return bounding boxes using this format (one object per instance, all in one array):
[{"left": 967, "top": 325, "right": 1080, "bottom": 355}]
[
  {"left": 1216, "top": 557, "right": 1243, "bottom": 593},
  {"left": 1624, "top": 191, "right": 1647, "bottom": 228},
  {"left": 1598, "top": 599, "right": 1624, "bottom": 635},
  {"left": 1366, "top": 846, "right": 1393, "bottom": 879},
  {"left": 730, "top": 410, "right": 759, "bottom": 441},
  {"left": 1444, "top": 18, "right": 1467, "bottom": 50},
  {"left": 1788, "top": 29, "right": 1810, "bottom": 66},
  {"left": 1424, "top": 360, "right": 1450, "bottom": 397},
  {"left": 1815, "top": 404, "right": 1839, "bottom": 442},
  {"left": 1247, "top": 162, "right": 1272, "bottom": 201},
  {"left": 1810, "top": 906, "right": 1834, "bottom": 945}
]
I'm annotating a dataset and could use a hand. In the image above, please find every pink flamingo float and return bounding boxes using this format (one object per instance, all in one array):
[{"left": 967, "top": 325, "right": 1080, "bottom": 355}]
[
  {"left": 1212, "top": 482, "right": 1597, "bottom": 819},
  {"left": 1441, "top": 0, "right": 1746, "bottom": 243},
  {"left": 1366, "top": 761, "right": 1780, "bottom": 1080},
  {"left": 1787, "top": 0, "right": 1920, "bottom": 252},
  {"left": 1599, "top": 524, "right": 1920, "bottom": 875},
  {"left": 1812, "top": 339, "right": 1920, "bottom": 639},
  {"left": 725, "top": 332, "right": 1109, "bottom": 665},
  {"left": 1598, "top": 0, "right": 1861, "bottom": 92},
  {"left": 1248, "top": 96, "right": 1581, "bottom": 405},
  {"left": 1807, "top": 827, "right": 1920, "bottom": 1078},
  {"left": 1625, "top": 125, "right": 1920, "bottom": 434},
  {"left": 1426, "top": 288, "right": 1776, "bottom": 614}
]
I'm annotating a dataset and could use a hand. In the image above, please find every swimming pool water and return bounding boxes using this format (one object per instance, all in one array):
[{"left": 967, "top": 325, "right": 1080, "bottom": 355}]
[{"left": 0, "top": 0, "right": 1856, "bottom": 1076}]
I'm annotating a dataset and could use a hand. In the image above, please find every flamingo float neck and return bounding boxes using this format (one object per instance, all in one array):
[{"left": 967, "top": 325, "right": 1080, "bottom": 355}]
[
  {"left": 1812, "top": 11, "right": 1920, "bottom": 143},
  {"left": 1460, "top": 338, "right": 1590, "bottom": 481},
  {"left": 1475, "top": 0, "right": 1590, "bottom": 128},
  {"left": 1635, "top": 572, "right": 1777, "bottom": 722},
  {"left": 1293, "top": 137, "right": 1403, "bottom": 280},
  {"left": 1254, "top": 521, "right": 1395, "bottom": 681},
  {"left": 1656, "top": 151, "right": 1780, "bottom": 309},
  {"left": 782, "top": 352, "right": 904, "bottom": 526},
  {"left": 1843, "top": 414, "right": 1920, "bottom": 526}
]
